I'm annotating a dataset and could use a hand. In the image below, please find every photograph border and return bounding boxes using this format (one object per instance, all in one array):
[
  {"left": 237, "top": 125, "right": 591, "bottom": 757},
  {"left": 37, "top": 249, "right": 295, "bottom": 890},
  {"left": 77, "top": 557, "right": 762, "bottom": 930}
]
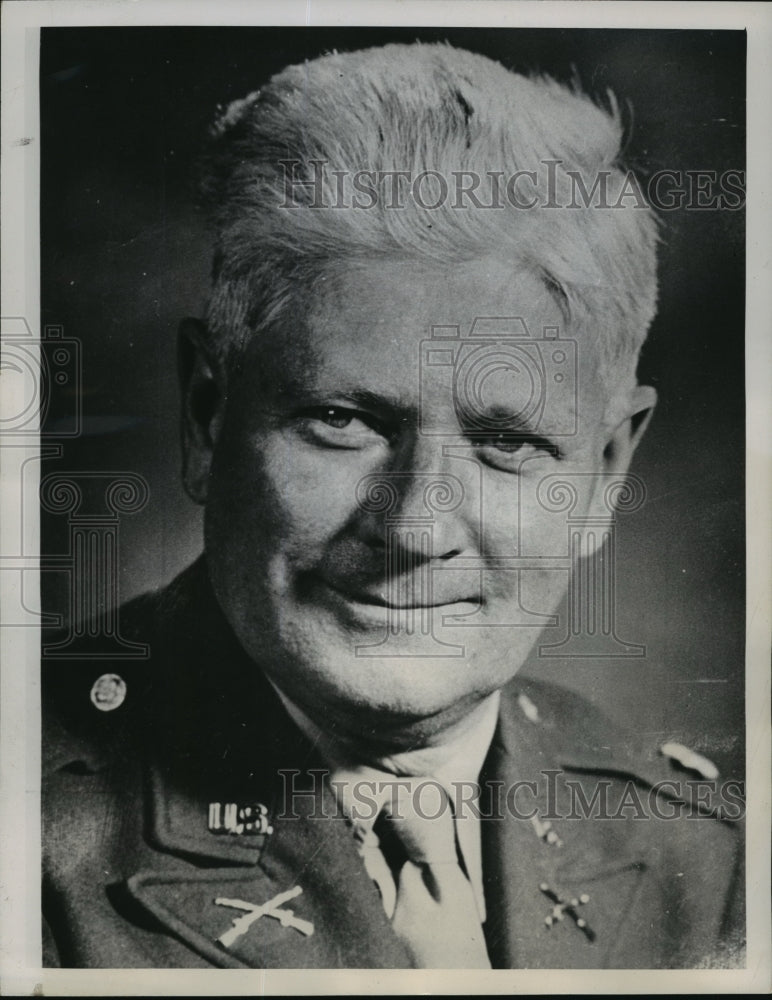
[{"left": 1, "top": 1, "right": 770, "bottom": 995}]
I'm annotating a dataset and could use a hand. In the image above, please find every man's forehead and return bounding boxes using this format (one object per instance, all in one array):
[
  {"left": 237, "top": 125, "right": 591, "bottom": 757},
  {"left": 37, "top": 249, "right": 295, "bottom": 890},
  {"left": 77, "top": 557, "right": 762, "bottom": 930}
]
[
  {"left": 312, "top": 256, "right": 561, "bottom": 322},
  {"left": 256, "top": 258, "right": 567, "bottom": 357},
  {"left": 242, "top": 257, "right": 608, "bottom": 402}
]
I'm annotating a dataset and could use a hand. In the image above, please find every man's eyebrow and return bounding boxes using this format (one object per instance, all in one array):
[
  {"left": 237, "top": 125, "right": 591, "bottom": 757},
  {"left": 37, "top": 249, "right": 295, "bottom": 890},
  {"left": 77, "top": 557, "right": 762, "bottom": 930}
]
[
  {"left": 277, "top": 379, "right": 416, "bottom": 418},
  {"left": 459, "top": 404, "right": 539, "bottom": 433},
  {"left": 338, "top": 388, "right": 415, "bottom": 415}
]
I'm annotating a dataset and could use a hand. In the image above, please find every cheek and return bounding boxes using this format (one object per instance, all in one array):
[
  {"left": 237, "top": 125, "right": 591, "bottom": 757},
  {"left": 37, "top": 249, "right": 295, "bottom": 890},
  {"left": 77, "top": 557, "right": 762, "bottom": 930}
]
[
  {"left": 224, "top": 435, "right": 368, "bottom": 560},
  {"left": 479, "top": 467, "right": 599, "bottom": 609},
  {"left": 478, "top": 488, "right": 518, "bottom": 560},
  {"left": 480, "top": 469, "right": 571, "bottom": 559}
]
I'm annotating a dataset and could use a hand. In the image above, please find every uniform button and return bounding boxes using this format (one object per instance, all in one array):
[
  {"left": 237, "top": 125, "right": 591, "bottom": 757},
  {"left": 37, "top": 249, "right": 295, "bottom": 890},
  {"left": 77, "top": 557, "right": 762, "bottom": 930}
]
[{"left": 90, "top": 673, "right": 127, "bottom": 712}]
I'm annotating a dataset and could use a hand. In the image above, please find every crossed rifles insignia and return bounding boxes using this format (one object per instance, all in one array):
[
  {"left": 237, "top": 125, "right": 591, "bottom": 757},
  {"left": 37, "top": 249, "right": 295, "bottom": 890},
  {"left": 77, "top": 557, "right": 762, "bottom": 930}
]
[
  {"left": 215, "top": 886, "right": 314, "bottom": 947},
  {"left": 539, "top": 882, "right": 596, "bottom": 941}
]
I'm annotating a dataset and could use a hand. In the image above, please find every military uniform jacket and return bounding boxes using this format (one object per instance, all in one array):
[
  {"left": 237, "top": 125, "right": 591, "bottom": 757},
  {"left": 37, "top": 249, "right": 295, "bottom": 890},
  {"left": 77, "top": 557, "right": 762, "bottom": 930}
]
[{"left": 42, "top": 559, "right": 745, "bottom": 969}]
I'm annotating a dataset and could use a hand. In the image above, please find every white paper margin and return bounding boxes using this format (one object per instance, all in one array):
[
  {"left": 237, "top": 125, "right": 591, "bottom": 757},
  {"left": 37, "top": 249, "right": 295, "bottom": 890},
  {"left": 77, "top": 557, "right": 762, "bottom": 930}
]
[{"left": 1, "top": 1, "right": 770, "bottom": 995}]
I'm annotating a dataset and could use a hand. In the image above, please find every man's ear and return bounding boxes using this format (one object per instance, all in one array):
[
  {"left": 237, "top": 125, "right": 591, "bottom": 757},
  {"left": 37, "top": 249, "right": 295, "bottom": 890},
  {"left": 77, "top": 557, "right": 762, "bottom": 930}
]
[
  {"left": 601, "top": 384, "right": 658, "bottom": 477},
  {"left": 582, "top": 384, "right": 657, "bottom": 557},
  {"left": 178, "top": 318, "right": 227, "bottom": 506}
]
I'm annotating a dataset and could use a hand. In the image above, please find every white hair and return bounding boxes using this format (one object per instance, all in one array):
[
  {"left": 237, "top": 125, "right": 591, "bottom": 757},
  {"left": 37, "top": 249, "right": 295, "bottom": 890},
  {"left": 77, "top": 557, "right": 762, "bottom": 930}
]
[{"left": 199, "top": 42, "right": 659, "bottom": 390}]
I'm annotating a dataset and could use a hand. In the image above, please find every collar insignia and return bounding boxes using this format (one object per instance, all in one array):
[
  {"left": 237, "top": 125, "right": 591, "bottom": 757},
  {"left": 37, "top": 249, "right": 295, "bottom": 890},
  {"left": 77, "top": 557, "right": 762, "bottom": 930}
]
[
  {"left": 530, "top": 813, "right": 563, "bottom": 847},
  {"left": 208, "top": 801, "right": 273, "bottom": 836},
  {"left": 214, "top": 886, "right": 314, "bottom": 947},
  {"left": 539, "top": 882, "right": 595, "bottom": 941}
]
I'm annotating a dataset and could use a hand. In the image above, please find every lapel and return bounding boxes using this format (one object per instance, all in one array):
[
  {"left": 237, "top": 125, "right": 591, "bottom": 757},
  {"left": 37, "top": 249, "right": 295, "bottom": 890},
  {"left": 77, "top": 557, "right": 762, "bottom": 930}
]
[
  {"left": 126, "top": 773, "right": 411, "bottom": 969},
  {"left": 119, "top": 563, "right": 410, "bottom": 969},
  {"left": 481, "top": 683, "right": 649, "bottom": 969}
]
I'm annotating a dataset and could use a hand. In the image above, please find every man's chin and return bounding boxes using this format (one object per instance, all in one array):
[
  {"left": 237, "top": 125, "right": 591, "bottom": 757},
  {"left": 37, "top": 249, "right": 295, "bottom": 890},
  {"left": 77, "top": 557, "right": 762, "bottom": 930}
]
[{"left": 269, "top": 648, "right": 511, "bottom": 743}]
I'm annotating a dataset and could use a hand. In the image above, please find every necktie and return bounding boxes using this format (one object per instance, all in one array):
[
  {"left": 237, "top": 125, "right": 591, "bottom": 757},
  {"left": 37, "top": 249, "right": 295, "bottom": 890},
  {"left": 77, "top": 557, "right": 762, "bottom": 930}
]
[{"left": 376, "top": 779, "right": 491, "bottom": 969}]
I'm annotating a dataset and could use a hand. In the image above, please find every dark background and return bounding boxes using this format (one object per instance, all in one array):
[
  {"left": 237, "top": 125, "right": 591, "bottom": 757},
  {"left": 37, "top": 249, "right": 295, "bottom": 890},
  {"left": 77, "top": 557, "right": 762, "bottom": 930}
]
[{"left": 40, "top": 28, "right": 746, "bottom": 775}]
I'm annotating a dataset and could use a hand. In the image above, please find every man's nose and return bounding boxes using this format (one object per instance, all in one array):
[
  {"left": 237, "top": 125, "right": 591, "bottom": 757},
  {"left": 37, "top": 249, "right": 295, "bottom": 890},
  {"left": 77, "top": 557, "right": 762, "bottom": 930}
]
[{"left": 355, "top": 439, "right": 478, "bottom": 561}]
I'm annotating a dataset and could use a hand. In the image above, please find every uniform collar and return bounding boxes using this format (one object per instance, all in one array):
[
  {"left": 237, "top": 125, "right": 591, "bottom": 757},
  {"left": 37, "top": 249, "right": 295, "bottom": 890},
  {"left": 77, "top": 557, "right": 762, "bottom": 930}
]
[
  {"left": 270, "top": 680, "right": 500, "bottom": 794},
  {"left": 270, "top": 682, "right": 500, "bottom": 922}
]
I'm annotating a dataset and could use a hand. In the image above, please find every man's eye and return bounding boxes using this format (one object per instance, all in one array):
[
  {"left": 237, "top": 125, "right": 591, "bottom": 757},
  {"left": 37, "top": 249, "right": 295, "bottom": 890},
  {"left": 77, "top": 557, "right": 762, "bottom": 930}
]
[
  {"left": 317, "top": 407, "right": 357, "bottom": 430},
  {"left": 476, "top": 432, "right": 559, "bottom": 470},
  {"left": 488, "top": 434, "right": 527, "bottom": 454},
  {"left": 296, "top": 406, "right": 389, "bottom": 448}
]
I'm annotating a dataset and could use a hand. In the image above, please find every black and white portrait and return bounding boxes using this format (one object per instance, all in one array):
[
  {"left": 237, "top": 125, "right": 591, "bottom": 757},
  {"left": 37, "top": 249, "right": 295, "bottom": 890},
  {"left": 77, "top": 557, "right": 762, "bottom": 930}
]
[{"left": 1, "top": 6, "right": 768, "bottom": 992}]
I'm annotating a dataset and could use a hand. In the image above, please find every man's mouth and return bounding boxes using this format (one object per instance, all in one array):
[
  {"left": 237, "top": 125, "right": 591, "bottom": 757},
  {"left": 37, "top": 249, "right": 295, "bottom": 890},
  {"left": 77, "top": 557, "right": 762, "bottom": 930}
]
[{"left": 318, "top": 576, "right": 479, "bottom": 611}]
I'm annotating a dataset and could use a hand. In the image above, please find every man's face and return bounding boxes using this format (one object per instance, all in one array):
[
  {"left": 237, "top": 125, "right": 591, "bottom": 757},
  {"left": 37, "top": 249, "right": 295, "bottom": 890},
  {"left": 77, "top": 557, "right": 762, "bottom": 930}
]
[{"left": 190, "top": 257, "right": 651, "bottom": 745}]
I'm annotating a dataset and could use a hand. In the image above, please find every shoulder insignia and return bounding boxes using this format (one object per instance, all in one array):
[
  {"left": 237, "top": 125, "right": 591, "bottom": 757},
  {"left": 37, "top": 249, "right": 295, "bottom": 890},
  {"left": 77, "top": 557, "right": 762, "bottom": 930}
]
[
  {"left": 517, "top": 692, "right": 540, "bottom": 724},
  {"left": 659, "top": 740, "right": 720, "bottom": 781}
]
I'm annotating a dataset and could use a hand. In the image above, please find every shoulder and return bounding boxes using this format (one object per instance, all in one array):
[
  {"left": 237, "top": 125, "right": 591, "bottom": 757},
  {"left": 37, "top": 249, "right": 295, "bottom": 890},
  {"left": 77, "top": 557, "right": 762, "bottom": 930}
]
[
  {"left": 499, "top": 675, "right": 745, "bottom": 824},
  {"left": 42, "top": 553, "right": 268, "bottom": 792},
  {"left": 498, "top": 676, "right": 745, "bottom": 966},
  {"left": 42, "top": 558, "right": 210, "bottom": 777},
  {"left": 42, "top": 592, "right": 158, "bottom": 778},
  {"left": 41, "top": 560, "right": 222, "bottom": 885}
]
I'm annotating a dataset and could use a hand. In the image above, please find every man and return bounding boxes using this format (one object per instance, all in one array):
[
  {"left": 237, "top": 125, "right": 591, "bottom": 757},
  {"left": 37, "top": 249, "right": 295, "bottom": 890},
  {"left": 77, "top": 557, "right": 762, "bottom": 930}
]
[{"left": 42, "top": 42, "right": 744, "bottom": 969}]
